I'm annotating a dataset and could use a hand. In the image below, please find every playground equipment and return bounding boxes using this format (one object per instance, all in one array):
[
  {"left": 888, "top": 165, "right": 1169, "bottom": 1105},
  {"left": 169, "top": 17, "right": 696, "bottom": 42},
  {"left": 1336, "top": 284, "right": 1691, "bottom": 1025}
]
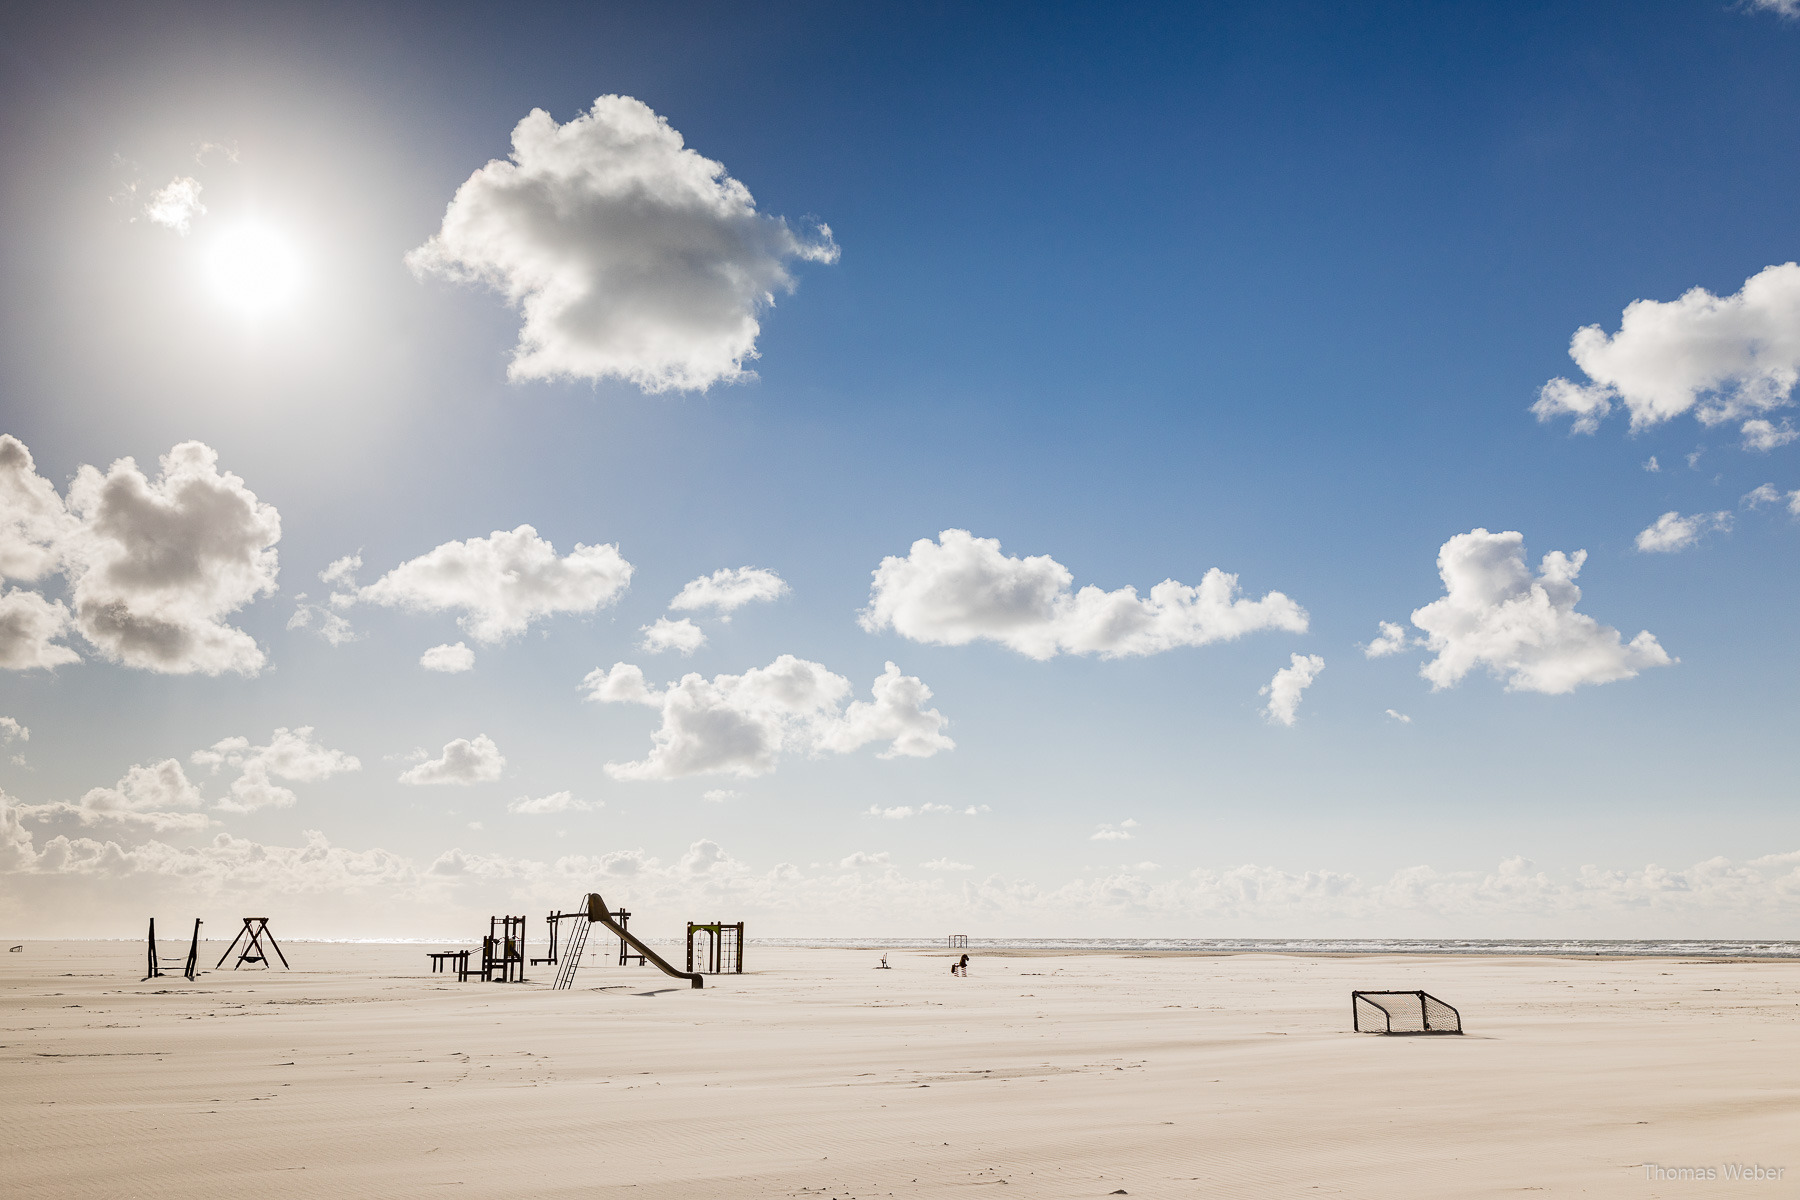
[
  {"left": 427, "top": 950, "right": 473, "bottom": 979},
  {"left": 216, "top": 917, "right": 288, "bottom": 971},
  {"left": 947, "top": 934, "right": 969, "bottom": 949},
  {"left": 551, "top": 893, "right": 703, "bottom": 990},
  {"left": 481, "top": 916, "right": 527, "bottom": 983},
  {"left": 144, "top": 917, "right": 202, "bottom": 981},
  {"left": 686, "top": 921, "right": 744, "bottom": 975},
  {"left": 532, "top": 909, "right": 566, "bottom": 965},
  {"left": 538, "top": 906, "right": 645, "bottom": 967},
  {"left": 614, "top": 908, "right": 647, "bottom": 966},
  {"left": 1352, "top": 990, "right": 1462, "bottom": 1035}
]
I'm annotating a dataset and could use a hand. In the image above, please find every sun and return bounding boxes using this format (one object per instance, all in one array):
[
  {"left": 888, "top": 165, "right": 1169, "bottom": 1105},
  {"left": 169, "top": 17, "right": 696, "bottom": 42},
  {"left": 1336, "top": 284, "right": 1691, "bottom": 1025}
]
[{"left": 206, "top": 222, "right": 303, "bottom": 316}]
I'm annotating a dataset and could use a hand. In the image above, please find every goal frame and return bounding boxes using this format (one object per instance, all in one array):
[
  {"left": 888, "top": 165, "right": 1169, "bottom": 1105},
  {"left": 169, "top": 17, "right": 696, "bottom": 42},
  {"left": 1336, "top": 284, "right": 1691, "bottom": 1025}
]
[{"left": 1352, "top": 989, "right": 1462, "bottom": 1035}]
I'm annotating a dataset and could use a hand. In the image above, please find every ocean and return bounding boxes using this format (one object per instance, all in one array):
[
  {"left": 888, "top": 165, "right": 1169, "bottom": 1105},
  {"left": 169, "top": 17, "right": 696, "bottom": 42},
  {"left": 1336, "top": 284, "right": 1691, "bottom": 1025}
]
[{"left": 752, "top": 937, "right": 1800, "bottom": 958}]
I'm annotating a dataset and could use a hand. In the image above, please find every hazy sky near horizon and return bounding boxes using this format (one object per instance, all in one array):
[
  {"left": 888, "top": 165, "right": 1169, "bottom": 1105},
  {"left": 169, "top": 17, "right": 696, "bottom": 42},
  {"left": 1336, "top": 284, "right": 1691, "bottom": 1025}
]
[{"left": 2, "top": 0, "right": 1798, "bottom": 939}]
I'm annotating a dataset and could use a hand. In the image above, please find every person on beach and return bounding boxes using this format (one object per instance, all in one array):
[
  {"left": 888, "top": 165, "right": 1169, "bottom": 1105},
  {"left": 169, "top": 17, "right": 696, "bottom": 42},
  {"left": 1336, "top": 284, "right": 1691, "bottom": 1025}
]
[{"left": 951, "top": 953, "right": 969, "bottom": 976}]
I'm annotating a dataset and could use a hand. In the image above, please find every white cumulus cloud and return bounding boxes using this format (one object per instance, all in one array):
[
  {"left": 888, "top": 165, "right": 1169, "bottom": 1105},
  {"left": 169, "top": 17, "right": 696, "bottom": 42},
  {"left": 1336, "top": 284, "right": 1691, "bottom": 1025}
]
[
  {"left": 639, "top": 616, "right": 706, "bottom": 655},
  {"left": 860, "top": 529, "right": 1307, "bottom": 660},
  {"left": 1533, "top": 263, "right": 1800, "bottom": 446},
  {"left": 669, "top": 566, "right": 790, "bottom": 615},
  {"left": 287, "top": 595, "right": 357, "bottom": 645},
  {"left": 0, "top": 588, "right": 78, "bottom": 670},
  {"left": 1363, "top": 620, "right": 1410, "bottom": 658},
  {"left": 1262, "top": 653, "right": 1325, "bottom": 726},
  {"left": 582, "top": 656, "right": 953, "bottom": 780},
  {"left": 1385, "top": 709, "right": 1412, "bottom": 724},
  {"left": 63, "top": 442, "right": 281, "bottom": 676},
  {"left": 399, "top": 736, "right": 505, "bottom": 786},
  {"left": 287, "top": 556, "right": 361, "bottom": 645},
  {"left": 702, "top": 789, "right": 738, "bottom": 803},
  {"left": 191, "top": 726, "right": 361, "bottom": 813},
  {"left": 360, "top": 525, "right": 631, "bottom": 644},
  {"left": 1741, "top": 483, "right": 1800, "bottom": 515},
  {"left": 1091, "top": 819, "right": 1138, "bottom": 842},
  {"left": 866, "top": 803, "right": 953, "bottom": 820},
  {"left": 420, "top": 642, "right": 476, "bottom": 673},
  {"left": 921, "top": 858, "right": 973, "bottom": 871},
  {"left": 320, "top": 554, "right": 361, "bottom": 587},
  {"left": 507, "top": 791, "right": 596, "bottom": 814},
  {"left": 87, "top": 759, "right": 203, "bottom": 813},
  {"left": 1741, "top": 483, "right": 1783, "bottom": 509},
  {"left": 0, "top": 438, "right": 282, "bottom": 675},
  {"left": 143, "top": 176, "right": 205, "bottom": 234},
  {"left": 1406, "top": 528, "right": 1672, "bottom": 695},
  {"left": 20, "top": 759, "right": 214, "bottom": 833},
  {"left": 1740, "top": 419, "right": 1798, "bottom": 452},
  {"left": 406, "top": 94, "right": 838, "bottom": 393},
  {"left": 1635, "top": 511, "right": 1731, "bottom": 554},
  {"left": 0, "top": 436, "right": 73, "bottom": 584}
]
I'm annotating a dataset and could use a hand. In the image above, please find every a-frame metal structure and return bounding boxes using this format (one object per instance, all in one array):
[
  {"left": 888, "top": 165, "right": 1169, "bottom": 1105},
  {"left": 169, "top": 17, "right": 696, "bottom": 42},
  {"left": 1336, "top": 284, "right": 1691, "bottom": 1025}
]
[{"left": 216, "top": 917, "right": 290, "bottom": 970}]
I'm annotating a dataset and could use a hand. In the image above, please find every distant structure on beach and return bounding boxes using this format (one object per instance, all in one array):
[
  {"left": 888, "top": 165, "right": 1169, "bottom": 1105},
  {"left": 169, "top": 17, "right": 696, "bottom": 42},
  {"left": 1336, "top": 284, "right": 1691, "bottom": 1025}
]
[
  {"left": 687, "top": 920, "right": 744, "bottom": 974},
  {"left": 217, "top": 917, "right": 288, "bottom": 972},
  {"left": 1352, "top": 990, "right": 1462, "bottom": 1035},
  {"left": 143, "top": 917, "right": 201, "bottom": 981}
]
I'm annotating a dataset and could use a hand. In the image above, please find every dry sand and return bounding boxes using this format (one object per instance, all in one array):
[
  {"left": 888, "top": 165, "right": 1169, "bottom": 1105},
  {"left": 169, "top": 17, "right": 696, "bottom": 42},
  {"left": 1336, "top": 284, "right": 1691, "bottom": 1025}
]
[{"left": 3, "top": 941, "right": 1797, "bottom": 1198}]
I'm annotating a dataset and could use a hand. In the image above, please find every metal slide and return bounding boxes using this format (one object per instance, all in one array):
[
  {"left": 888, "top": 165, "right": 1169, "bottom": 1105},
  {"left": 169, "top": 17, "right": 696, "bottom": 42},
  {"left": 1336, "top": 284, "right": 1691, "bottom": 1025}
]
[{"left": 555, "top": 892, "right": 703, "bottom": 990}]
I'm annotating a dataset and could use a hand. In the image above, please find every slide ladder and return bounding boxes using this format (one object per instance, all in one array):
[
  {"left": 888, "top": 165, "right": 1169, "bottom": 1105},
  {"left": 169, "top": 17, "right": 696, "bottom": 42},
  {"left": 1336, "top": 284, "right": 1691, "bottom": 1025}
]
[
  {"left": 552, "top": 917, "right": 589, "bottom": 990},
  {"left": 552, "top": 893, "right": 704, "bottom": 990}
]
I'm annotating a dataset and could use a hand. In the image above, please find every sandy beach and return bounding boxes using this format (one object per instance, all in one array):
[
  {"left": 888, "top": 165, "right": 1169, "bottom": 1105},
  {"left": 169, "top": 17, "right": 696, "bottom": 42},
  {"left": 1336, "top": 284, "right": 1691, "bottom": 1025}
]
[{"left": 3, "top": 942, "right": 1796, "bottom": 1198}]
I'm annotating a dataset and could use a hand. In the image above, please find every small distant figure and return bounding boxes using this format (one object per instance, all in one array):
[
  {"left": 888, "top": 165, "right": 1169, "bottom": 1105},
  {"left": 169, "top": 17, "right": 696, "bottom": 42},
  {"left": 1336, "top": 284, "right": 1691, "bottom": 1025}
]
[
  {"left": 951, "top": 953, "right": 969, "bottom": 977},
  {"left": 876, "top": 953, "right": 891, "bottom": 969}
]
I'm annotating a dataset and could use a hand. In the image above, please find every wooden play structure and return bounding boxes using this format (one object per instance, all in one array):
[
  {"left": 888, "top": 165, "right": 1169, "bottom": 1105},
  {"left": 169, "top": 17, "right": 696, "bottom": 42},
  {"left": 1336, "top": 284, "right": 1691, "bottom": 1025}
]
[
  {"left": 216, "top": 917, "right": 288, "bottom": 971},
  {"left": 551, "top": 893, "right": 704, "bottom": 990},
  {"left": 143, "top": 917, "right": 202, "bottom": 981},
  {"left": 481, "top": 915, "right": 527, "bottom": 983},
  {"left": 947, "top": 933, "right": 969, "bottom": 949},
  {"left": 614, "top": 908, "right": 647, "bottom": 966},
  {"left": 686, "top": 920, "right": 744, "bottom": 975},
  {"left": 531, "top": 909, "right": 566, "bottom": 966},
  {"left": 421, "top": 895, "right": 706, "bottom": 990},
  {"left": 427, "top": 950, "right": 472, "bottom": 979}
]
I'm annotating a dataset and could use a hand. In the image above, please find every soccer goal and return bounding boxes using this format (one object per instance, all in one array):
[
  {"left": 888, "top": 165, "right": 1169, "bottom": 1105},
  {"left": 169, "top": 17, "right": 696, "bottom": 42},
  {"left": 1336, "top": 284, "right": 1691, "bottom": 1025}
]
[{"left": 1352, "top": 990, "right": 1462, "bottom": 1035}]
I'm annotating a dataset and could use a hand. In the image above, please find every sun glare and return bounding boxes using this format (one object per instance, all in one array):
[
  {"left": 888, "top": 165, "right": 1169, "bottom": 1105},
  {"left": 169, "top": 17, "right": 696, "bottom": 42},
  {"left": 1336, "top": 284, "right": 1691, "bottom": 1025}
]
[{"left": 206, "top": 223, "right": 303, "bottom": 316}]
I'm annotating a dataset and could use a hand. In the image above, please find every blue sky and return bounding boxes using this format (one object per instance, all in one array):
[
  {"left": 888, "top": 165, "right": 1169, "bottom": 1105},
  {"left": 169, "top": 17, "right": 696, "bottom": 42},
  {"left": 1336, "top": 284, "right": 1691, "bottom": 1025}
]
[{"left": 1, "top": 0, "right": 1797, "bottom": 938}]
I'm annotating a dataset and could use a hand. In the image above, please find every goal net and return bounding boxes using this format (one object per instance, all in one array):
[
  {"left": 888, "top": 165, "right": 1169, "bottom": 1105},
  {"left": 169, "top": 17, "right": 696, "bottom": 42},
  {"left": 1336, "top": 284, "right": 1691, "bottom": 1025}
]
[{"left": 1353, "top": 990, "right": 1461, "bottom": 1034}]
